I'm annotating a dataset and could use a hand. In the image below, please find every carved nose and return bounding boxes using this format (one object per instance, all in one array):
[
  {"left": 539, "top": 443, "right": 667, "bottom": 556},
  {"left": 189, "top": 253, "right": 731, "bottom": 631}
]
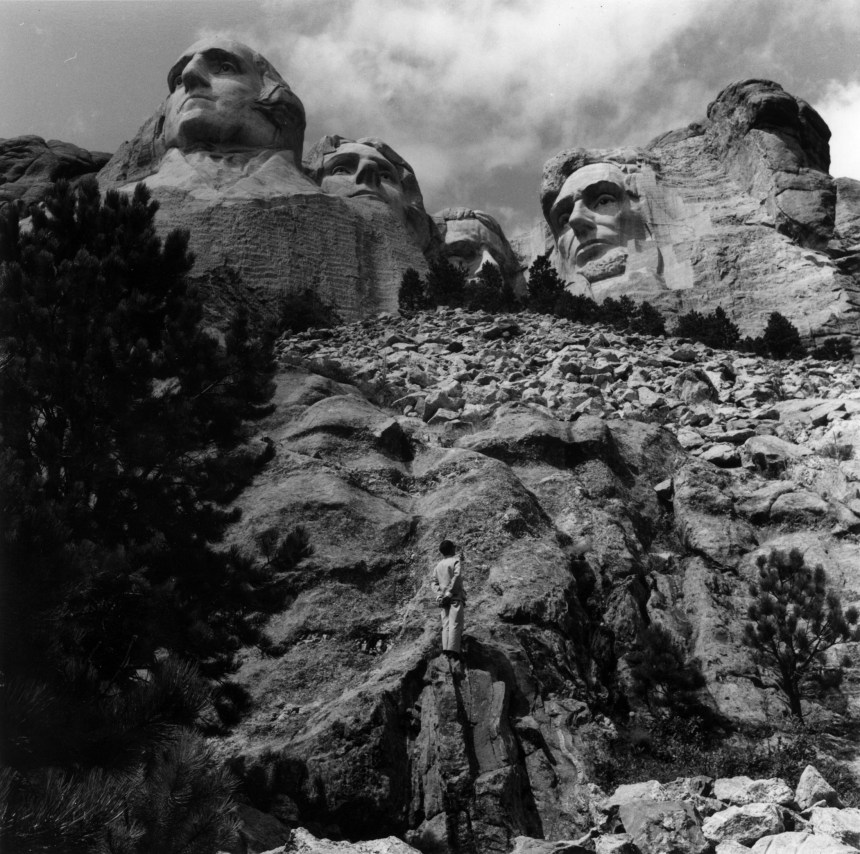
[
  {"left": 355, "top": 159, "right": 380, "bottom": 187},
  {"left": 569, "top": 200, "right": 595, "bottom": 239},
  {"left": 180, "top": 54, "right": 210, "bottom": 90}
]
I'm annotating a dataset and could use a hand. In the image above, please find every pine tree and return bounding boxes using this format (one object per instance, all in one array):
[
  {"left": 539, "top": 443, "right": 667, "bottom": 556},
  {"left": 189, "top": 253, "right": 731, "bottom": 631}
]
[
  {"left": 632, "top": 301, "right": 667, "bottom": 337},
  {"left": 743, "top": 548, "right": 859, "bottom": 720},
  {"left": 527, "top": 253, "right": 565, "bottom": 314},
  {"left": 398, "top": 266, "right": 426, "bottom": 311},
  {"left": 0, "top": 177, "right": 301, "bottom": 853},
  {"left": 761, "top": 312, "right": 806, "bottom": 359},
  {"left": 425, "top": 257, "right": 466, "bottom": 307},
  {"left": 464, "top": 262, "right": 505, "bottom": 312},
  {"left": 628, "top": 624, "right": 707, "bottom": 720}
]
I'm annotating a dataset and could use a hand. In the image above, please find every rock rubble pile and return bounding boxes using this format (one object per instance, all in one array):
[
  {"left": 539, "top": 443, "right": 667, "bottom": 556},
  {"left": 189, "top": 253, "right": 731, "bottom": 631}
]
[{"left": 250, "top": 764, "right": 859, "bottom": 853}]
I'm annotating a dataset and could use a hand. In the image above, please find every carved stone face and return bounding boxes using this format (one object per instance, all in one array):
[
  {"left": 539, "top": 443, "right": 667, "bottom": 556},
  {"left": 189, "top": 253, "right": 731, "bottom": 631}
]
[
  {"left": 320, "top": 142, "right": 408, "bottom": 221},
  {"left": 549, "top": 163, "right": 636, "bottom": 271},
  {"left": 163, "top": 38, "right": 280, "bottom": 152},
  {"left": 442, "top": 219, "right": 509, "bottom": 280}
]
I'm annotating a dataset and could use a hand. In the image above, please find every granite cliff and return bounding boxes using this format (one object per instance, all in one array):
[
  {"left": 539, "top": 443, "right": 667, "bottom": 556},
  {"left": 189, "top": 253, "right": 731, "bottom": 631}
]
[
  {"left": 533, "top": 80, "right": 860, "bottom": 350},
  {"left": 211, "top": 308, "right": 860, "bottom": 852}
]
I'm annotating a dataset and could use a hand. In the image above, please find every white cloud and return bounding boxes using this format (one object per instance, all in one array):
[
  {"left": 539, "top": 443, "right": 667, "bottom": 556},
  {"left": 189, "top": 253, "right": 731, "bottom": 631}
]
[
  {"left": 817, "top": 80, "right": 860, "bottom": 180},
  {"left": 214, "top": 0, "right": 703, "bottom": 223}
]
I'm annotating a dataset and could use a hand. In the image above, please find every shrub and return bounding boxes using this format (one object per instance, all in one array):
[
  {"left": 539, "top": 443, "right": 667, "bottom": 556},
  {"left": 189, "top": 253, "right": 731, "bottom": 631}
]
[
  {"left": 743, "top": 548, "right": 859, "bottom": 720},
  {"left": 627, "top": 624, "right": 708, "bottom": 720},
  {"left": 425, "top": 257, "right": 467, "bottom": 307},
  {"left": 760, "top": 312, "right": 806, "bottom": 359},
  {"left": 527, "top": 253, "right": 565, "bottom": 314},
  {"left": 812, "top": 336, "right": 854, "bottom": 362},
  {"left": 279, "top": 287, "right": 342, "bottom": 333},
  {"left": 398, "top": 267, "right": 427, "bottom": 311},
  {"left": 674, "top": 306, "right": 740, "bottom": 350}
]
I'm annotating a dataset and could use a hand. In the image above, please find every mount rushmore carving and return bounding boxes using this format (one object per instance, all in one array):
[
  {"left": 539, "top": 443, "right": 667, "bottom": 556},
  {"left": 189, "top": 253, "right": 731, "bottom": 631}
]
[{"left": 3, "top": 39, "right": 860, "bottom": 345}]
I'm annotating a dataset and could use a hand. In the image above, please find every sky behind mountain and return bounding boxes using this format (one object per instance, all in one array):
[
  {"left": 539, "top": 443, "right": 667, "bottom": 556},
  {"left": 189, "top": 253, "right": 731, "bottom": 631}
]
[{"left": 3, "top": 0, "right": 860, "bottom": 235}]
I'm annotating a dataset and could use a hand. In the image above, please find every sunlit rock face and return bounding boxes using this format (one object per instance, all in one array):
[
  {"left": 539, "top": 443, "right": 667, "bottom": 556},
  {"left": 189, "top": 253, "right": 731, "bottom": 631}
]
[
  {"left": 433, "top": 207, "right": 526, "bottom": 293},
  {"left": 304, "top": 135, "right": 437, "bottom": 256},
  {"left": 537, "top": 79, "right": 860, "bottom": 348},
  {"left": 98, "top": 38, "right": 428, "bottom": 323}
]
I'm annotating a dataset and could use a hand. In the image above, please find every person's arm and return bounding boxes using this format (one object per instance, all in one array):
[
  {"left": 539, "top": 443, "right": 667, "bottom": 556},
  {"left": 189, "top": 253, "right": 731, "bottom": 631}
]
[
  {"left": 431, "top": 564, "right": 443, "bottom": 604},
  {"left": 444, "top": 556, "right": 461, "bottom": 597}
]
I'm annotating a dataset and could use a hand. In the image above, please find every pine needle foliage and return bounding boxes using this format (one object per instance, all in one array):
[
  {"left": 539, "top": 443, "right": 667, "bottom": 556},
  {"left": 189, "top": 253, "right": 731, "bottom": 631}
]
[
  {"left": 743, "top": 548, "right": 860, "bottom": 720},
  {"left": 627, "top": 624, "right": 707, "bottom": 719},
  {"left": 0, "top": 178, "right": 295, "bottom": 853}
]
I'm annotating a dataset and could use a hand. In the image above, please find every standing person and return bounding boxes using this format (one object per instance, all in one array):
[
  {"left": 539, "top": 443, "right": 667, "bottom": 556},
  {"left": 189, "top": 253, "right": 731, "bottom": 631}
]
[{"left": 432, "top": 539, "right": 466, "bottom": 660}]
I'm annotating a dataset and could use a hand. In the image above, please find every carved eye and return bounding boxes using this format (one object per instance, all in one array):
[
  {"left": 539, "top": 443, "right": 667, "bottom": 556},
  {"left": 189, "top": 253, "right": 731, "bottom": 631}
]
[
  {"left": 330, "top": 165, "right": 352, "bottom": 176},
  {"left": 594, "top": 193, "right": 618, "bottom": 209},
  {"left": 218, "top": 61, "right": 237, "bottom": 74},
  {"left": 552, "top": 205, "right": 571, "bottom": 230}
]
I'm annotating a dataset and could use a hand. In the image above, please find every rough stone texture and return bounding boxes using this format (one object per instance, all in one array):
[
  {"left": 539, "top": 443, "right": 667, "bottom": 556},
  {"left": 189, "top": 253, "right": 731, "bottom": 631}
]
[
  {"left": 794, "top": 765, "right": 843, "bottom": 811},
  {"left": 713, "top": 777, "right": 795, "bottom": 808},
  {"left": 702, "top": 803, "right": 785, "bottom": 846},
  {"left": 509, "top": 837, "right": 591, "bottom": 854},
  {"left": 93, "top": 38, "right": 432, "bottom": 325},
  {"left": 213, "top": 308, "right": 860, "bottom": 847},
  {"left": 531, "top": 80, "right": 860, "bottom": 347},
  {"left": 617, "top": 799, "right": 710, "bottom": 854},
  {"left": 716, "top": 842, "right": 755, "bottom": 854},
  {"left": 282, "top": 827, "right": 421, "bottom": 853},
  {"left": 99, "top": 160, "right": 428, "bottom": 324},
  {"left": 0, "top": 135, "right": 110, "bottom": 206},
  {"left": 594, "top": 835, "right": 640, "bottom": 854},
  {"left": 750, "top": 830, "right": 859, "bottom": 853},
  {"left": 807, "top": 807, "right": 860, "bottom": 849}
]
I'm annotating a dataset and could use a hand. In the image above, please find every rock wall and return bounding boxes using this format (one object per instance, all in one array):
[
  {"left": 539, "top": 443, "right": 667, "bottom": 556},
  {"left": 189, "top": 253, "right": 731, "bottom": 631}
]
[
  {"left": 526, "top": 80, "right": 860, "bottom": 349},
  {"left": 0, "top": 135, "right": 110, "bottom": 206},
  {"left": 217, "top": 309, "right": 860, "bottom": 851}
]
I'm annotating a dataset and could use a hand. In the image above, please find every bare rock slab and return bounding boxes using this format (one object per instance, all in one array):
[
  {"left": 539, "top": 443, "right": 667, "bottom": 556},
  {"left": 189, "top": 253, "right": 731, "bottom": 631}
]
[
  {"left": 702, "top": 803, "right": 785, "bottom": 846},
  {"left": 713, "top": 776, "right": 795, "bottom": 807},
  {"left": 618, "top": 799, "right": 709, "bottom": 854},
  {"left": 807, "top": 807, "right": 860, "bottom": 849},
  {"left": 750, "top": 830, "right": 859, "bottom": 853},
  {"left": 795, "top": 765, "right": 843, "bottom": 811}
]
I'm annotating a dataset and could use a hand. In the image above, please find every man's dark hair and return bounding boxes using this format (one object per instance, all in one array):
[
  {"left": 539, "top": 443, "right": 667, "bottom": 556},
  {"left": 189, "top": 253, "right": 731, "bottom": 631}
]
[{"left": 439, "top": 539, "right": 456, "bottom": 557}]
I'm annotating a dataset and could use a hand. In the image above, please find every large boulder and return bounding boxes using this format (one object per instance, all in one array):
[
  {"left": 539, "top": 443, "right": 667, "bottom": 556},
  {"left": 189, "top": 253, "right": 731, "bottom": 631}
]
[
  {"left": 794, "top": 766, "right": 843, "bottom": 811},
  {"left": 751, "top": 830, "right": 859, "bottom": 853},
  {"left": 713, "top": 777, "right": 795, "bottom": 808},
  {"left": 702, "top": 803, "right": 785, "bottom": 847},
  {"left": 618, "top": 799, "right": 709, "bottom": 854},
  {"left": 807, "top": 807, "right": 860, "bottom": 849}
]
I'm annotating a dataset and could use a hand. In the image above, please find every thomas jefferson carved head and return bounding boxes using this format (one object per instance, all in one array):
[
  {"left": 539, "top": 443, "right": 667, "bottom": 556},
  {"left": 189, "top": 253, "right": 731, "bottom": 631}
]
[
  {"left": 305, "top": 135, "right": 433, "bottom": 251},
  {"left": 433, "top": 208, "right": 520, "bottom": 282},
  {"left": 162, "top": 37, "right": 306, "bottom": 160},
  {"left": 541, "top": 148, "right": 653, "bottom": 282}
]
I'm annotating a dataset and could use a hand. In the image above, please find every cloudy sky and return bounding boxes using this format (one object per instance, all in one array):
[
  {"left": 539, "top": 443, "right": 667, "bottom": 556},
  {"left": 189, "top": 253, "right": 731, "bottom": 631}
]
[{"left": 3, "top": 0, "right": 860, "bottom": 235}]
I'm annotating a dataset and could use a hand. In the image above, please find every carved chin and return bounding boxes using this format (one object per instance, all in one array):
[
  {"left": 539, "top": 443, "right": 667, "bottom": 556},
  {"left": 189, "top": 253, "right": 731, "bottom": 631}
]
[{"left": 577, "top": 246, "right": 628, "bottom": 283}]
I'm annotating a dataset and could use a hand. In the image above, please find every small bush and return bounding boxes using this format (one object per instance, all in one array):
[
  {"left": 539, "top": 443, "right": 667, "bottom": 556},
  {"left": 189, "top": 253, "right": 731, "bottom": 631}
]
[
  {"left": 398, "top": 267, "right": 427, "bottom": 311},
  {"left": 279, "top": 288, "right": 343, "bottom": 334},
  {"left": 592, "top": 720, "right": 816, "bottom": 791},
  {"left": 674, "top": 306, "right": 740, "bottom": 350},
  {"left": 812, "top": 337, "right": 854, "bottom": 362},
  {"left": 760, "top": 312, "right": 806, "bottom": 359},
  {"left": 527, "top": 254, "right": 566, "bottom": 314}
]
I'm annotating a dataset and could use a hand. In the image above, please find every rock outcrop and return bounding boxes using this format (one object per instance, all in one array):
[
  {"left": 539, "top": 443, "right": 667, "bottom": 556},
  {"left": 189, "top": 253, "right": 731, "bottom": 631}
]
[
  {"left": 533, "top": 79, "right": 860, "bottom": 349},
  {"left": 0, "top": 135, "right": 110, "bottom": 206},
  {"left": 214, "top": 308, "right": 860, "bottom": 850}
]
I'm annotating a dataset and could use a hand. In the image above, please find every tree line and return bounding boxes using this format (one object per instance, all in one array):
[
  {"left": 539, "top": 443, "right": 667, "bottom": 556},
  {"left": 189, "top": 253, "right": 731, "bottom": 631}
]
[{"left": 398, "top": 254, "right": 854, "bottom": 362}]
